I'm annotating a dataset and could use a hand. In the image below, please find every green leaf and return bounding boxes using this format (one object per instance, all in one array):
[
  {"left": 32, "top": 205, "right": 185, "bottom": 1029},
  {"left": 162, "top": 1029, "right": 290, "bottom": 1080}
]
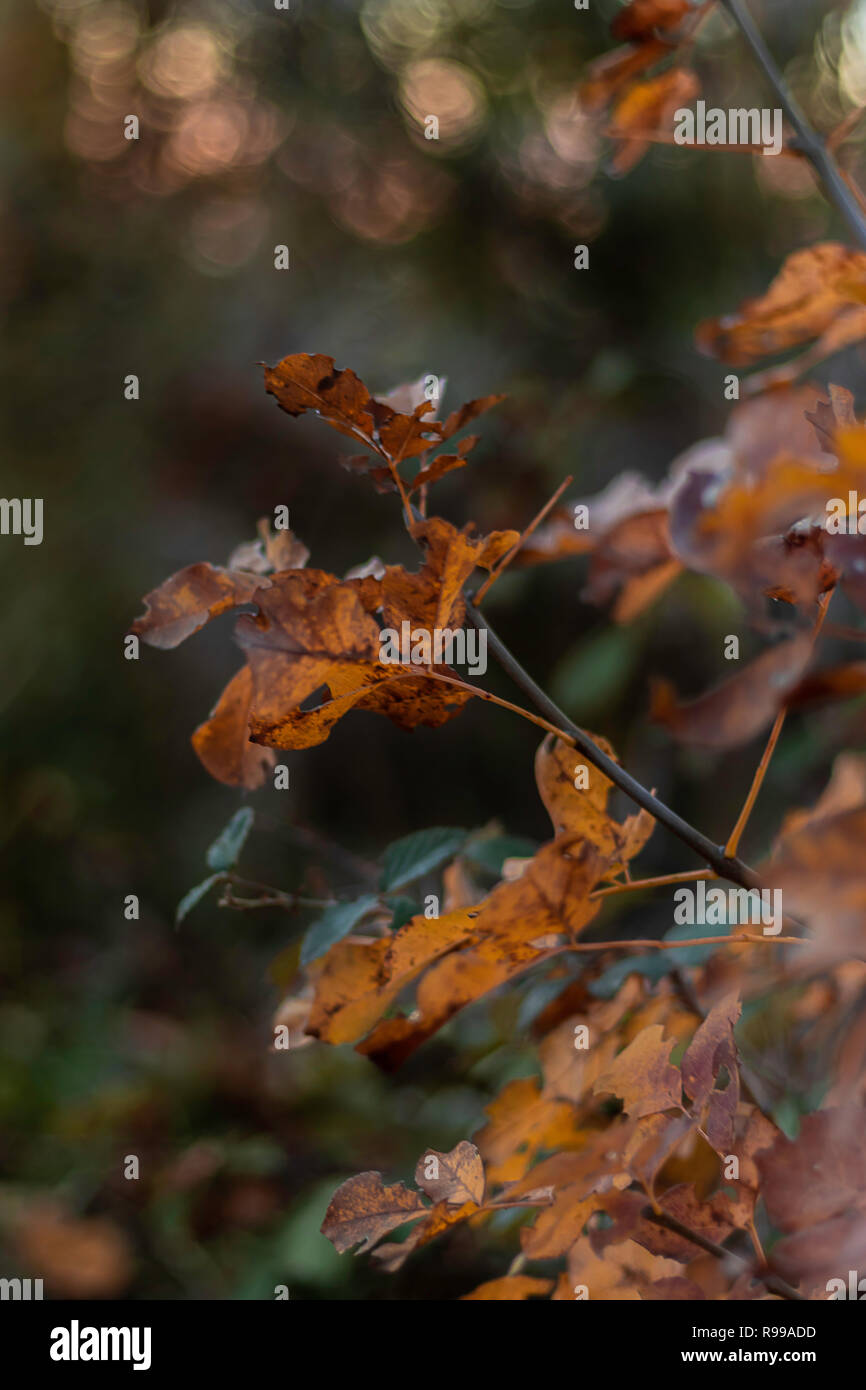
[
  {"left": 386, "top": 896, "right": 421, "bottom": 931},
  {"left": 465, "top": 835, "right": 537, "bottom": 875},
  {"left": 176, "top": 873, "right": 225, "bottom": 925},
  {"left": 206, "top": 807, "right": 254, "bottom": 871},
  {"left": 549, "top": 627, "right": 635, "bottom": 721},
  {"left": 380, "top": 827, "right": 467, "bottom": 891},
  {"left": 300, "top": 895, "right": 380, "bottom": 967}
]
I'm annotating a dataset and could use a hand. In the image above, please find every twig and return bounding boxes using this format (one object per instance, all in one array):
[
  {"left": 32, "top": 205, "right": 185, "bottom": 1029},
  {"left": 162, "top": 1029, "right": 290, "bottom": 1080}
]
[
  {"left": 465, "top": 601, "right": 763, "bottom": 893},
  {"left": 724, "top": 590, "right": 832, "bottom": 857},
  {"left": 642, "top": 1206, "right": 805, "bottom": 1301},
  {"left": 721, "top": 0, "right": 866, "bottom": 250},
  {"left": 474, "top": 474, "right": 573, "bottom": 605},
  {"left": 591, "top": 869, "right": 717, "bottom": 900}
]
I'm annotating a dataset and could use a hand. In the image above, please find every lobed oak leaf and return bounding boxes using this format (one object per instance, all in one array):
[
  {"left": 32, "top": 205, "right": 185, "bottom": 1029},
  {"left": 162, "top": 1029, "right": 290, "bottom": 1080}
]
[
  {"left": 590, "top": 1183, "right": 736, "bottom": 1264},
  {"left": 415, "top": 1141, "right": 486, "bottom": 1206},
  {"left": 263, "top": 352, "right": 377, "bottom": 443},
  {"left": 408, "top": 452, "right": 467, "bottom": 493},
  {"left": 593, "top": 1024, "right": 682, "bottom": 1118},
  {"left": 440, "top": 394, "right": 506, "bottom": 440},
  {"left": 320, "top": 1171, "right": 429, "bottom": 1254}
]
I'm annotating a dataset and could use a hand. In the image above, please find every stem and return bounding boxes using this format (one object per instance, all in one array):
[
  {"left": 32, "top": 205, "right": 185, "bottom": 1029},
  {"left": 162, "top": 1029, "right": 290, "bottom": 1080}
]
[
  {"left": 724, "top": 707, "right": 786, "bottom": 858},
  {"left": 560, "top": 932, "right": 803, "bottom": 953},
  {"left": 642, "top": 1207, "right": 805, "bottom": 1302},
  {"left": 721, "top": 0, "right": 866, "bottom": 251},
  {"left": 474, "top": 474, "right": 573, "bottom": 604},
  {"left": 465, "top": 601, "right": 762, "bottom": 892},
  {"left": 591, "top": 869, "right": 717, "bottom": 900},
  {"left": 725, "top": 590, "right": 832, "bottom": 857}
]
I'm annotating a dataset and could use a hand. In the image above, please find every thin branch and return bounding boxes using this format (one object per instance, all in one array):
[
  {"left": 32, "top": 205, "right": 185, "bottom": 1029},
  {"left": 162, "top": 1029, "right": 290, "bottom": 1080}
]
[
  {"left": 724, "top": 706, "right": 786, "bottom": 858},
  {"left": 591, "top": 869, "right": 717, "bottom": 900},
  {"left": 560, "top": 932, "right": 804, "bottom": 953},
  {"left": 725, "top": 590, "right": 832, "bottom": 857},
  {"left": 474, "top": 474, "right": 573, "bottom": 605},
  {"left": 465, "top": 600, "right": 763, "bottom": 893},
  {"left": 721, "top": 0, "right": 866, "bottom": 250},
  {"left": 642, "top": 1206, "right": 806, "bottom": 1302}
]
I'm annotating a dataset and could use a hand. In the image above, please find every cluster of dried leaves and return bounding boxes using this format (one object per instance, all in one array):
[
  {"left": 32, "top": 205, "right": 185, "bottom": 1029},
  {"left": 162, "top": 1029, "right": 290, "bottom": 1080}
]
[{"left": 132, "top": 0, "right": 866, "bottom": 1301}]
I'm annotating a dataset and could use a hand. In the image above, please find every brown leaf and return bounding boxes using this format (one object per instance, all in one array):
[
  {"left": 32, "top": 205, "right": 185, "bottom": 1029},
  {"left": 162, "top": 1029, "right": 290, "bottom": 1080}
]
[
  {"left": 191, "top": 663, "right": 277, "bottom": 789},
  {"left": 680, "top": 992, "right": 741, "bottom": 1152},
  {"left": 263, "top": 352, "right": 377, "bottom": 443},
  {"left": 806, "top": 384, "right": 858, "bottom": 453},
  {"left": 320, "top": 1171, "right": 429, "bottom": 1254},
  {"left": 409, "top": 452, "right": 468, "bottom": 493},
  {"left": 756, "top": 1108, "right": 866, "bottom": 1289},
  {"left": 415, "top": 1141, "right": 486, "bottom": 1206},
  {"left": 612, "top": 0, "right": 693, "bottom": 40},
  {"left": 16, "top": 1204, "right": 134, "bottom": 1298},
  {"left": 132, "top": 563, "right": 262, "bottom": 649},
  {"left": 461, "top": 1275, "right": 552, "bottom": 1300},
  {"left": 440, "top": 394, "right": 506, "bottom": 440},
  {"left": 594, "top": 1024, "right": 682, "bottom": 1118},
  {"left": 581, "top": 40, "right": 670, "bottom": 114},
  {"left": 535, "top": 731, "right": 655, "bottom": 867},
  {"left": 609, "top": 68, "right": 699, "bottom": 174},
  {"left": 651, "top": 634, "right": 814, "bottom": 749},
  {"left": 475, "top": 1077, "right": 585, "bottom": 1184},
  {"left": 696, "top": 245, "right": 866, "bottom": 366}
]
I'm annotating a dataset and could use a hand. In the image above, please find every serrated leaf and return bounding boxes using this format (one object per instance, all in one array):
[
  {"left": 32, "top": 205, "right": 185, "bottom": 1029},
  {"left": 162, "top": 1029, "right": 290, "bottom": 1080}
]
[
  {"left": 301, "top": 895, "right": 380, "bottom": 967},
  {"left": 176, "top": 873, "right": 225, "bottom": 924},
  {"left": 206, "top": 806, "right": 255, "bottom": 871},
  {"left": 380, "top": 827, "right": 467, "bottom": 891}
]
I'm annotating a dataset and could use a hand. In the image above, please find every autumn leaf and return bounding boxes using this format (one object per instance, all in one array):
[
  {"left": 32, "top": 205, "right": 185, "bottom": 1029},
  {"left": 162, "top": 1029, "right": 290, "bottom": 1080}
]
[
  {"left": 534, "top": 731, "right": 655, "bottom": 867},
  {"left": 415, "top": 1141, "right": 486, "bottom": 1206},
  {"left": 593, "top": 1024, "right": 683, "bottom": 1118},
  {"left": 609, "top": 67, "right": 699, "bottom": 174},
  {"left": 680, "top": 992, "right": 741, "bottom": 1152},
  {"left": 320, "top": 1171, "right": 429, "bottom": 1254},
  {"left": 696, "top": 244, "right": 866, "bottom": 366},
  {"left": 611, "top": 0, "right": 694, "bottom": 41},
  {"left": 651, "top": 634, "right": 814, "bottom": 749},
  {"left": 132, "top": 562, "right": 262, "bottom": 649},
  {"left": 191, "top": 663, "right": 277, "bottom": 789},
  {"left": 756, "top": 1108, "right": 866, "bottom": 1290},
  {"left": 461, "top": 1275, "right": 552, "bottom": 1300}
]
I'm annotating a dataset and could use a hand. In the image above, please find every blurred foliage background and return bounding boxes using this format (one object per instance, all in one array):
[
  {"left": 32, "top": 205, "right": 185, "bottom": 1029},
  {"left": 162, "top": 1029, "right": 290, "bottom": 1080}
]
[{"left": 2, "top": 0, "right": 866, "bottom": 1298}]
